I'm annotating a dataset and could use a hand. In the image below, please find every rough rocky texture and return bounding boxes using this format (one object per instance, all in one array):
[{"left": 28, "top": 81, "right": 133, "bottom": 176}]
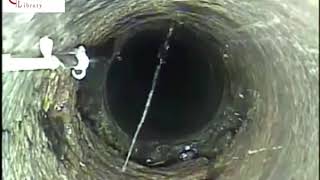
[{"left": 2, "top": 0, "right": 319, "bottom": 179}]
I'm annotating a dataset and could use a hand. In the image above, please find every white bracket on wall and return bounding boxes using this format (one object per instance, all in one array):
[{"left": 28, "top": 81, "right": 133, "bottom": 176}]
[{"left": 2, "top": 36, "right": 90, "bottom": 80}]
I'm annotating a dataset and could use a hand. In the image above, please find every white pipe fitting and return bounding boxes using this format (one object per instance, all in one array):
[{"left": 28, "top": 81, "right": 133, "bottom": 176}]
[
  {"left": 2, "top": 36, "right": 65, "bottom": 72},
  {"left": 2, "top": 36, "right": 90, "bottom": 81},
  {"left": 71, "top": 46, "right": 90, "bottom": 80}
]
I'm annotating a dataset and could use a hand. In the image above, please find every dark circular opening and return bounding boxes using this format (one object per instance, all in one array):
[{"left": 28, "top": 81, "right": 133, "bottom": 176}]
[{"left": 105, "top": 25, "right": 225, "bottom": 141}]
